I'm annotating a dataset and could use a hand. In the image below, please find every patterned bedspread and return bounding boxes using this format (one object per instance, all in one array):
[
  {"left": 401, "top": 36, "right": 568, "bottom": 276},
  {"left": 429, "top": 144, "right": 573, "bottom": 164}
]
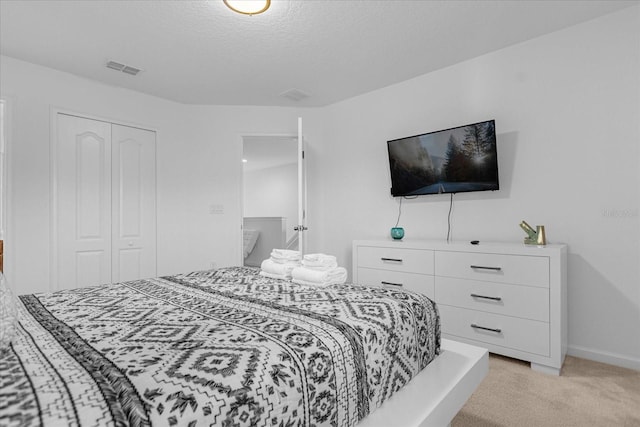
[{"left": 0, "top": 267, "right": 440, "bottom": 427}]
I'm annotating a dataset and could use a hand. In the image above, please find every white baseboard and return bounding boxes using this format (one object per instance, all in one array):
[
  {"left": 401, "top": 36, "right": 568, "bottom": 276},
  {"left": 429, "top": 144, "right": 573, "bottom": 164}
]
[{"left": 567, "top": 345, "right": 640, "bottom": 371}]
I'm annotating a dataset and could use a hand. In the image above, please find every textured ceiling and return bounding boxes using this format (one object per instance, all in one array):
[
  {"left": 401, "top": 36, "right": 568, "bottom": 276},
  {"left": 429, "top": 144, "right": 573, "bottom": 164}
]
[{"left": 1, "top": 0, "right": 637, "bottom": 107}]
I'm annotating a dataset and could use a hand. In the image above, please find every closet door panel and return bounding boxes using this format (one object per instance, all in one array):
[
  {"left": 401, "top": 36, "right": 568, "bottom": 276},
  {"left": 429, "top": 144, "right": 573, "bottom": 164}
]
[
  {"left": 111, "top": 124, "right": 156, "bottom": 282},
  {"left": 56, "top": 114, "right": 112, "bottom": 289}
]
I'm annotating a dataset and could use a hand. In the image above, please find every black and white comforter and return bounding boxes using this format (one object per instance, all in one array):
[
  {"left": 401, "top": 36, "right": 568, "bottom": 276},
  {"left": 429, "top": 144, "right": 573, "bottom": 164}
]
[{"left": 0, "top": 267, "right": 440, "bottom": 427}]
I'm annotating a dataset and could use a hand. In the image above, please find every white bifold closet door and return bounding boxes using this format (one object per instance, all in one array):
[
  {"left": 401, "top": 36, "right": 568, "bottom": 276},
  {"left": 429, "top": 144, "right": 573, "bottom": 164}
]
[{"left": 55, "top": 113, "right": 156, "bottom": 290}]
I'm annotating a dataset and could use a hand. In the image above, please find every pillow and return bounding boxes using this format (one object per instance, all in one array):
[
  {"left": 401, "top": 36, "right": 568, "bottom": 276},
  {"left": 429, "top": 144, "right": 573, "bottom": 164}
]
[{"left": 243, "top": 229, "right": 260, "bottom": 259}]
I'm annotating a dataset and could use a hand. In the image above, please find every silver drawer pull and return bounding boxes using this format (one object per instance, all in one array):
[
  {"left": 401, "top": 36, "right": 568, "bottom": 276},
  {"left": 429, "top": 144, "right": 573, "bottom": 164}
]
[
  {"left": 471, "top": 324, "right": 502, "bottom": 334},
  {"left": 381, "top": 257, "right": 403, "bottom": 262},
  {"left": 381, "top": 281, "right": 403, "bottom": 287},
  {"left": 470, "top": 293, "right": 502, "bottom": 302},
  {"left": 470, "top": 265, "right": 502, "bottom": 271}
]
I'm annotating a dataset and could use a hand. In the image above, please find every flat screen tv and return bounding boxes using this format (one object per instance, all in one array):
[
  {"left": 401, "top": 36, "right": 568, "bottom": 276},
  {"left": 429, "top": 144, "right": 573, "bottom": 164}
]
[{"left": 387, "top": 119, "right": 499, "bottom": 197}]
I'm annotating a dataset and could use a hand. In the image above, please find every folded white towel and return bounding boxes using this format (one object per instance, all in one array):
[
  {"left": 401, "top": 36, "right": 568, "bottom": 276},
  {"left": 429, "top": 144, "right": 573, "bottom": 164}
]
[
  {"left": 271, "top": 258, "right": 302, "bottom": 265},
  {"left": 302, "top": 253, "right": 338, "bottom": 270},
  {"left": 271, "top": 249, "right": 301, "bottom": 259},
  {"left": 291, "top": 266, "right": 347, "bottom": 285},
  {"left": 261, "top": 258, "right": 298, "bottom": 278},
  {"left": 303, "top": 253, "right": 337, "bottom": 263},
  {"left": 270, "top": 249, "right": 302, "bottom": 264},
  {"left": 260, "top": 271, "right": 289, "bottom": 281}
]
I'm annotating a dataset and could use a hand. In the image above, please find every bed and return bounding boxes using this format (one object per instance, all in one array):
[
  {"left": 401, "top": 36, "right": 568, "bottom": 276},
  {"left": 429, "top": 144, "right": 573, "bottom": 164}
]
[{"left": 0, "top": 267, "right": 487, "bottom": 427}]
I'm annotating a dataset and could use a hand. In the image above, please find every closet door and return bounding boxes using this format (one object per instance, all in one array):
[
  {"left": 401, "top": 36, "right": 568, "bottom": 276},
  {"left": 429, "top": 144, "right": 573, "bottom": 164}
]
[
  {"left": 56, "top": 114, "right": 112, "bottom": 289},
  {"left": 55, "top": 114, "right": 157, "bottom": 290},
  {"left": 111, "top": 124, "right": 156, "bottom": 282}
]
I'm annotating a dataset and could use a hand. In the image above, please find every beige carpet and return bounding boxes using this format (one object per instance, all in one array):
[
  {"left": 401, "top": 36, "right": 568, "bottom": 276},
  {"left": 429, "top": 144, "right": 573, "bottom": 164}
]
[{"left": 452, "top": 354, "right": 640, "bottom": 427}]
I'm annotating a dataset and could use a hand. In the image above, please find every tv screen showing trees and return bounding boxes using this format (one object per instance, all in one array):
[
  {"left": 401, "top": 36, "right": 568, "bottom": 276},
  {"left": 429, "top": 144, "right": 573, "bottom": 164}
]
[{"left": 387, "top": 120, "right": 499, "bottom": 196}]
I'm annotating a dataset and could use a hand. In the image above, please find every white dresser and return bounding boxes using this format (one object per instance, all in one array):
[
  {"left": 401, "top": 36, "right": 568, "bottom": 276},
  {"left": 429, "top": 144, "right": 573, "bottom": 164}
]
[{"left": 353, "top": 239, "right": 567, "bottom": 375}]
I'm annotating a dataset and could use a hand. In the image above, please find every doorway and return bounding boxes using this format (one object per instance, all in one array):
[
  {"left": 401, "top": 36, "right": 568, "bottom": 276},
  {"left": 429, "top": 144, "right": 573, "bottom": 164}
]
[{"left": 242, "top": 135, "right": 299, "bottom": 266}]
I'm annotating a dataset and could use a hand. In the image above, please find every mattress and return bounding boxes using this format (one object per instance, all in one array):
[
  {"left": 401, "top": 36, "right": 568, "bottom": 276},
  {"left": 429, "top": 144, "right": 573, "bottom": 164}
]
[{"left": 0, "top": 267, "right": 440, "bottom": 427}]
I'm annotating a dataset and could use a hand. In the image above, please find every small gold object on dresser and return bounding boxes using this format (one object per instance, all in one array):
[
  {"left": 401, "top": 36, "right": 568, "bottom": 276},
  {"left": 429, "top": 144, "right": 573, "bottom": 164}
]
[{"left": 520, "top": 221, "right": 547, "bottom": 245}]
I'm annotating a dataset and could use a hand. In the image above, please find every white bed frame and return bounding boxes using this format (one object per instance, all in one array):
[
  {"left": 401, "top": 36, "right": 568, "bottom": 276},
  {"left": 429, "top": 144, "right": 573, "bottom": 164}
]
[{"left": 359, "top": 339, "right": 488, "bottom": 427}]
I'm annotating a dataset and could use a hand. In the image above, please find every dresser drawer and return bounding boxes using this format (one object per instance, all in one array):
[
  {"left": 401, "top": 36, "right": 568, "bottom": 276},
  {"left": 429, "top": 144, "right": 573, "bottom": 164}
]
[
  {"left": 436, "top": 251, "right": 549, "bottom": 288},
  {"left": 435, "top": 277, "right": 549, "bottom": 321},
  {"left": 439, "top": 305, "right": 550, "bottom": 356},
  {"left": 357, "top": 246, "right": 434, "bottom": 274},
  {"left": 357, "top": 267, "right": 434, "bottom": 299}
]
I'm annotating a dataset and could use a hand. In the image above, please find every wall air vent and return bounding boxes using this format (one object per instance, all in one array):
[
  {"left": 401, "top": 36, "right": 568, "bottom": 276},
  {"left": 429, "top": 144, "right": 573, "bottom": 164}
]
[
  {"left": 106, "top": 60, "right": 142, "bottom": 76},
  {"left": 279, "top": 88, "right": 310, "bottom": 102}
]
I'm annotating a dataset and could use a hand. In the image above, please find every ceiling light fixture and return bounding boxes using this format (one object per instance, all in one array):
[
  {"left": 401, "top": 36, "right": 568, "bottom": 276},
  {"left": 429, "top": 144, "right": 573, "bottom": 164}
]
[{"left": 223, "top": 0, "right": 270, "bottom": 16}]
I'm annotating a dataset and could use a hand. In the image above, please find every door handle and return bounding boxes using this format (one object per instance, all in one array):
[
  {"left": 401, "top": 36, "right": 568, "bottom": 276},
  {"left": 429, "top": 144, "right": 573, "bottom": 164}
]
[{"left": 294, "top": 225, "right": 308, "bottom": 231}]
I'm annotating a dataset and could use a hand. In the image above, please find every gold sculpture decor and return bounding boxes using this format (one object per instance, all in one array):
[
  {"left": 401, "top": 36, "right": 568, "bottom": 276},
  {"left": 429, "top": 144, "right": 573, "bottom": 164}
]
[{"left": 520, "top": 220, "right": 547, "bottom": 245}]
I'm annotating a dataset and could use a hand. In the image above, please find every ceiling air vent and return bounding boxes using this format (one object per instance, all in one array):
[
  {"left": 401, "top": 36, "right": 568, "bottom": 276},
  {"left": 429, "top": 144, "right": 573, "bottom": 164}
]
[
  {"left": 279, "top": 88, "right": 310, "bottom": 102},
  {"left": 106, "top": 60, "right": 142, "bottom": 76}
]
